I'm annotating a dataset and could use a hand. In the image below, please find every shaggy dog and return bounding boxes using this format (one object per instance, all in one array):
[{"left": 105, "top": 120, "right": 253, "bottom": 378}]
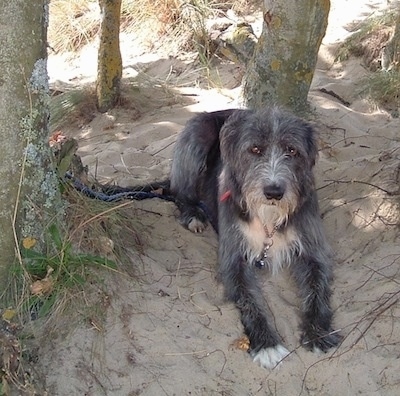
[{"left": 169, "top": 107, "right": 341, "bottom": 368}]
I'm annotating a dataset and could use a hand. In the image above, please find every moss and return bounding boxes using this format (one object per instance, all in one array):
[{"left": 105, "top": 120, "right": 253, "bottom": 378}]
[
  {"left": 96, "top": 0, "right": 122, "bottom": 112},
  {"left": 271, "top": 15, "right": 282, "bottom": 29},
  {"left": 271, "top": 59, "right": 282, "bottom": 71}
]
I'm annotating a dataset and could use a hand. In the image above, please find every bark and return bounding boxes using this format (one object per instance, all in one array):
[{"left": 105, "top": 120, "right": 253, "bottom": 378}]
[
  {"left": 241, "top": 0, "right": 330, "bottom": 114},
  {"left": 96, "top": 0, "right": 123, "bottom": 113},
  {"left": 0, "top": 1, "right": 63, "bottom": 294}
]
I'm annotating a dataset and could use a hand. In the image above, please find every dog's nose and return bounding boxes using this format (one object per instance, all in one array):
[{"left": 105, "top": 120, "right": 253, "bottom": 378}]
[{"left": 264, "top": 184, "right": 284, "bottom": 200}]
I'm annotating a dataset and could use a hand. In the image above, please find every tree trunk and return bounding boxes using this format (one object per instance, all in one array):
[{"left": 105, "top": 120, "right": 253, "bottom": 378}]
[
  {"left": 0, "top": 1, "right": 63, "bottom": 294},
  {"left": 241, "top": 0, "right": 330, "bottom": 114},
  {"left": 96, "top": 0, "right": 123, "bottom": 113}
]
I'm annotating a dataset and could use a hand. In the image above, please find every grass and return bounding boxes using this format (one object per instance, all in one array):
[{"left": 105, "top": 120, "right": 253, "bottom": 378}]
[
  {"left": 360, "top": 70, "right": 400, "bottom": 116},
  {"left": 64, "top": 186, "right": 145, "bottom": 272},
  {"left": 49, "top": 0, "right": 257, "bottom": 56},
  {"left": 335, "top": 7, "right": 400, "bottom": 113},
  {"left": 48, "top": 0, "right": 101, "bottom": 53},
  {"left": 1, "top": 178, "right": 145, "bottom": 393},
  {"left": 6, "top": 184, "right": 144, "bottom": 326},
  {"left": 48, "top": 71, "right": 184, "bottom": 133},
  {"left": 335, "top": 9, "right": 396, "bottom": 63},
  {"left": 50, "top": 87, "right": 98, "bottom": 132}
]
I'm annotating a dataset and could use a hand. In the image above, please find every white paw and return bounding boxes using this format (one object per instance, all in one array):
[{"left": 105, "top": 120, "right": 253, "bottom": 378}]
[
  {"left": 188, "top": 218, "right": 206, "bottom": 233},
  {"left": 251, "top": 345, "right": 290, "bottom": 369},
  {"left": 312, "top": 346, "right": 323, "bottom": 355}
]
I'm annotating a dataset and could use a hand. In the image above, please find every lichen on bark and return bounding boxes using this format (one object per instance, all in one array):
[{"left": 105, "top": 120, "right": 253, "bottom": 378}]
[
  {"left": 20, "top": 56, "right": 63, "bottom": 244},
  {"left": 0, "top": 1, "right": 64, "bottom": 292}
]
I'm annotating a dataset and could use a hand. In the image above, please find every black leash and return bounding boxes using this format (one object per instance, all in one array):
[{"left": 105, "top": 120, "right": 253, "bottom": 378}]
[
  {"left": 65, "top": 173, "right": 218, "bottom": 230},
  {"left": 65, "top": 173, "right": 175, "bottom": 203}
]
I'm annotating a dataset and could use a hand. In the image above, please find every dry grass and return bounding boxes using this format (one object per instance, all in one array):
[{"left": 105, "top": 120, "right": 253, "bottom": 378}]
[
  {"left": 49, "top": 0, "right": 258, "bottom": 55},
  {"left": 49, "top": 0, "right": 101, "bottom": 53},
  {"left": 50, "top": 87, "right": 98, "bottom": 132},
  {"left": 48, "top": 71, "right": 183, "bottom": 133},
  {"left": 360, "top": 71, "right": 400, "bottom": 116},
  {"left": 335, "top": 7, "right": 400, "bottom": 114},
  {"left": 64, "top": 186, "right": 145, "bottom": 273},
  {"left": 336, "top": 8, "right": 397, "bottom": 66},
  {"left": 7, "top": 186, "right": 144, "bottom": 325},
  {"left": 1, "top": 174, "right": 146, "bottom": 393}
]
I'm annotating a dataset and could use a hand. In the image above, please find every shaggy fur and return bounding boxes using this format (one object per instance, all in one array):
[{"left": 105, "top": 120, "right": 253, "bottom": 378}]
[{"left": 170, "top": 107, "right": 341, "bottom": 368}]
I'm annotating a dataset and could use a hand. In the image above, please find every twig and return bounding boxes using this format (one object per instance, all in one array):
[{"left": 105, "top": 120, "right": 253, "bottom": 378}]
[
  {"left": 319, "top": 88, "right": 350, "bottom": 107},
  {"left": 68, "top": 200, "right": 134, "bottom": 241},
  {"left": 176, "top": 259, "right": 182, "bottom": 300},
  {"left": 119, "top": 153, "right": 133, "bottom": 176},
  {"left": 300, "top": 290, "right": 399, "bottom": 395},
  {"left": 363, "top": 263, "right": 400, "bottom": 286},
  {"left": 351, "top": 298, "right": 398, "bottom": 347},
  {"left": 164, "top": 349, "right": 207, "bottom": 356},
  {"left": 152, "top": 139, "right": 176, "bottom": 156},
  {"left": 323, "top": 178, "right": 400, "bottom": 196},
  {"left": 334, "top": 290, "right": 400, "bottom": 359},
  {"left": 189, "top": 290, "right": 207, "bottom": 312},
  {"left": 197, "top": 349, "right": 227, "bottom": 377}
]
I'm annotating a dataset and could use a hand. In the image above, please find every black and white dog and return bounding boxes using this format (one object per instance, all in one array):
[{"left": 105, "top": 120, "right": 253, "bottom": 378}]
[{"left": 170, "top": 107, "right": 341, "bottom": 368}]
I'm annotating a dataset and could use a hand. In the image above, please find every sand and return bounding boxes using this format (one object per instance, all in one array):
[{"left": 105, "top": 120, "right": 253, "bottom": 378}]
[{"left": 40, "top": 1, "right": 400, "bottom": 395}]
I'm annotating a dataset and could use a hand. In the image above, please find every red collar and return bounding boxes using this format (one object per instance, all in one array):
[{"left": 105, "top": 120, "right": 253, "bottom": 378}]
[{"left": 220, "top": 190, "right": 231, "bottom": 202}]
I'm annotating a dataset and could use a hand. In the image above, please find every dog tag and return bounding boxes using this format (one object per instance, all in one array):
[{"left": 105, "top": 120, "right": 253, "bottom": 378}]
[
  {"left": 257, "top": 248, "right": 269, "bottom": 268},
  {"left": 256, "top": 259, "right": 265, "bottom": 268}
]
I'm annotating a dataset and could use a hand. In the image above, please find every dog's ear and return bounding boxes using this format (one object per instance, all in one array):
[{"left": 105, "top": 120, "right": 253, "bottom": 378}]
[
  {"left": 304, "top": 122, "right": 319, "bottom": 167},
  {"left": 222, "top": 109, "right": 253, "bottom": 130},
  {"left": 220, "top": 109, "right": 254, "bottom": 151}
]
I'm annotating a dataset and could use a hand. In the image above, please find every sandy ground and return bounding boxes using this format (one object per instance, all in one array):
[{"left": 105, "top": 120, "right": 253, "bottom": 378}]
[{"left": 39, "top": 1, "right": 399, "bottom": 395}]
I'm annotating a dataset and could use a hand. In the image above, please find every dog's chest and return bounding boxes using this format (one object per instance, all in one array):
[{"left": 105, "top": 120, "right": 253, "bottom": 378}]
[{"left": 239, "top": 217, "right": 300, "bottom": 271}]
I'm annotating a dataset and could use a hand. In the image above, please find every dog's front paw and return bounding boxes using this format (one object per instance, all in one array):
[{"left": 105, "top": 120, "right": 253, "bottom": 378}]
[
  {"left": 250, "top": 344, "right": 290, "bottom": 369},
  {"left": 301, "top": 328, "right": 342, "bottom": 352},
  {"left": 187, "top": 217, "right": 207, "bottom": 233},
  {"left": 178, "top": 206, "right": 208, "bottom": 233}
]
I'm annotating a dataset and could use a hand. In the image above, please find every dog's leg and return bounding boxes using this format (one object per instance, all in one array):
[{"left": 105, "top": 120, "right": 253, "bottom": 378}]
[
  {"left": 170, "top": 142, "right": 209, "bottom": 233},
  {"left": 171, "top": 110, "right": 236, "bottom": 233},
  {"left": 291, "top": 253, "right": 342, "bottom": 352},
  {"left": 218, "top": 227, "right": 289, "bottom": 369}
]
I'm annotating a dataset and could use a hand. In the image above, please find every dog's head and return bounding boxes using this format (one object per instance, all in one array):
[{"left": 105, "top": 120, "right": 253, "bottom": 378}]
[{"left": 219, "top": 107, "right": 318, "bottom": 223}]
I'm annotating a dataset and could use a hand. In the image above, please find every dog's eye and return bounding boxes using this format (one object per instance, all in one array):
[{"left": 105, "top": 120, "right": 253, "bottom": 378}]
[
  {"left": 250, "top": 146, "right": 262, "bottom": 155},
  {"left": 286, "top": 146, "right": 298, "bottom": 157}
]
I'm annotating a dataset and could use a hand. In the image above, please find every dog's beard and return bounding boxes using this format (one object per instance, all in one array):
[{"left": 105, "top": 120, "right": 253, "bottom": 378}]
[
  {"left": 244, "top": 189, "right": 298, "bottom": 228},
  {"left": 256, "top": 203, "right": 288, "bottom": 228}
]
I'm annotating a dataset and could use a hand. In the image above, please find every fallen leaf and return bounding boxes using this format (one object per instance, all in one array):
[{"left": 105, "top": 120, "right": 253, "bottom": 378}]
[
  {"left": 98, "top": 236, "right": 114, "bottom": 255},
  {"left": 230, "top": 336, "right": 250, "bottom": 351},
  {"left": 49, "top": 130, "right": 67, "bottom": 147},
  {"left": 22, "top": 236, "right": 36, "bottom": 249},
  {"left": 30, "top": 267, "right": 54, "bottom": 296},
  {"left": 30, "top": 278, "right": 54, "bottom": 296},
  {"left": 2, "top": 308, "right": 16, "bottom": 321}
]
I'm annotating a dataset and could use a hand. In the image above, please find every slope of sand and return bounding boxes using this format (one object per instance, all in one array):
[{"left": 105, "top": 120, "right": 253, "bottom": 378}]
[{"left": 40, "top": 1, "right": 400, "bottom": 394}]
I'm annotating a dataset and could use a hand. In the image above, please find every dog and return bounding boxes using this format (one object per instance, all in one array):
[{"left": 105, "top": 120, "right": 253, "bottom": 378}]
[{"left": 170, "top": 107, "right": 341, "bottom": 369}]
